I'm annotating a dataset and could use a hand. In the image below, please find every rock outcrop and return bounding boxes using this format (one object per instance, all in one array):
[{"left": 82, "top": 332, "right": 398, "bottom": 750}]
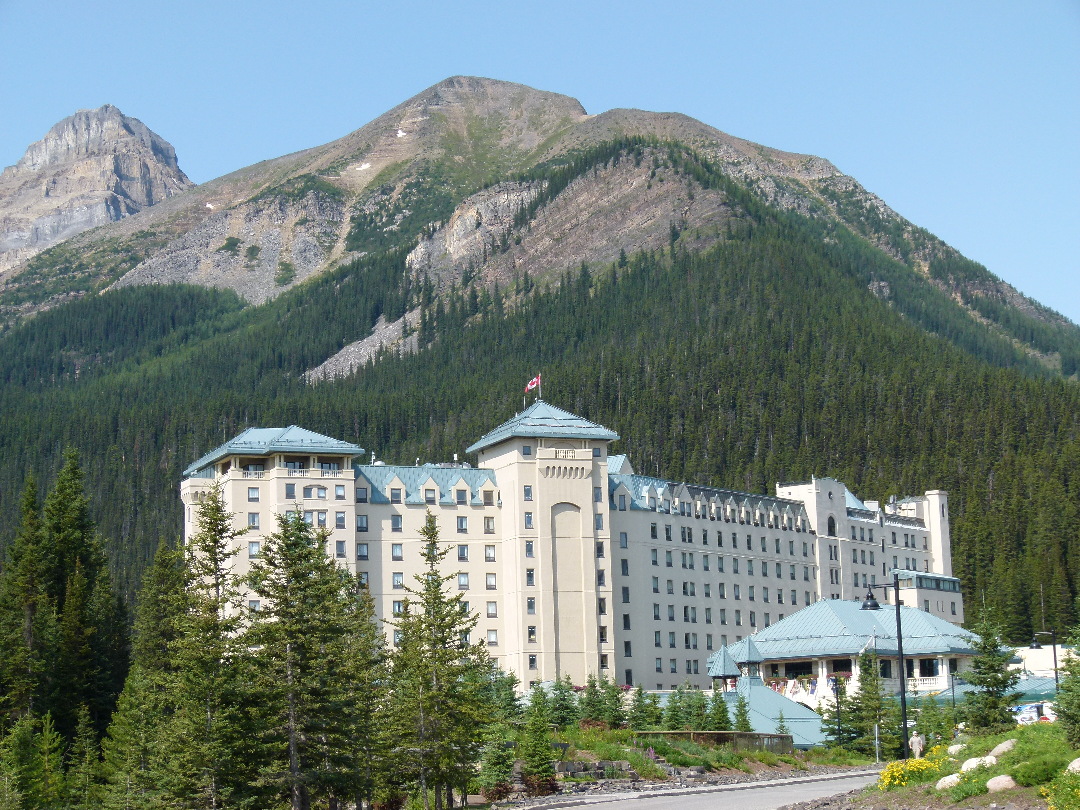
[{"left": 0, "top": 105, "right": 191, "bottom": 274}]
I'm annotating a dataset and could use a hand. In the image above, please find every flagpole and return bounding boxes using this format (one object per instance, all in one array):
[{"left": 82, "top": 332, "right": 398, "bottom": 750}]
[{"left": 539, "top": 374, "right": 542, "bottom": 401}]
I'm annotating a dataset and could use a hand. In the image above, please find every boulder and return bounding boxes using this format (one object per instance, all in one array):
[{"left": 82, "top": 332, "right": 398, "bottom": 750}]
[
  {"left": 936, "top": 773, "right": 962, "bottom": 790},
  {"left": 961, "top": 755, "right": 997, "bottom": 772},
  {"left": 1068, "top": 756, "right": 1080, "bottom": 774},
  {"left": 989, "top": 739, "right": 1017, "bottom": 758},
  {"left": 986, "top": 774, "right": 1017, "bottom": 792},
  {"left": 947, "top": 743, "right": 967, "bottom": 756}
]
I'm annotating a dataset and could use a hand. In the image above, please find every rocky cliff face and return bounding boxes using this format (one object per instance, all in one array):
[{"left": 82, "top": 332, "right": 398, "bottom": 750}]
[{"left": 0, "top": 105, "right": 191, "bottom": 274}]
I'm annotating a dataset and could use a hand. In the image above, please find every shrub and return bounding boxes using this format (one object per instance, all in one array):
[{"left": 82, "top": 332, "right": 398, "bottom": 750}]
[
  {"left": 1043, "top": 770, "right": 1080, "bottom": 810},
  {"left": 275, "top": 261, "right": 297, "bottom": 286},
  {"left": 1014, "top": 754, "right": 1071, "bottom": 787},
  {"left": 948, "top": 768, "right": 990, "bottom": 801},
  {"left": 216, "top": 237, "right": 242, "bottom": 255},
  {"left": 878, "top": 757, "right": 942, "bottom": 791}
]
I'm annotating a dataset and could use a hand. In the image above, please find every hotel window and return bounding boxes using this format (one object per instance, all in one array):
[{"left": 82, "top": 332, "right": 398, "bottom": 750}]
[
  {"left": 748, "top": 586, "right": 755, "bottom": 601},
  {"left": 653, "top": 604, "right": 661, "bottom": 620},
  {"left": 704, "top": 607, "right": 712, "bottom": 624},
  {"left": 619, "top": 532, "right": 628, "bottom": 548},
  {"left": 791, "top": 589, "right": 798, "bottom": 604},
  {"left": 485, "top": 545, "right": 496, "bottom": 562},
  {"left": 719, "top": 609, "right": 727, "bottom": 625},
  {"left": 732, "top": 559, "right": 739, "bottom": 574},
  {"left": 804, "top": 566, "right": 810, "bottom": 581},
  {"left": 356, "top": 514, "right": 369, "bottom": 533},
  {"left": 655, "top": 658, "right": 663, "bottom": 672},
  {"left": 620, "top": 559, "right": 629, "bottom": 576},
  {"left": 623, "top": 614, "right": 631, "bottom": 630},
  {"left": 667, "top": 605, "right": 675, "bottom": 621},
  {"left": 670, "top": 659, "right": 677, "bottom": 673},
  {"left": 335, "top": 512, "right": 346, "bottom": 529},
  {"left": 704, "top": 584, "right": 711, "bottom": 598},
  {"left": 594, "top": 514, "right": 604, "bottom": 530},
  {"left": 600, "top": 654, "right": 609, "bottom": 669},
  {"left": 456, "top": 489, "right": 467, "bottom": 505},
  {"left": 596, "top": 542, "right": 605, "bottom": 558},
  {"left": 523, "top": 485, "right": 533, "bottom": 501},
  {"left": 750, "top": 612, "right": 757, "bottom": 627},
  {"left": 526, "top": 569, "right": 535, "bottom": 586},
  {"left": 621, "top": 586, "right": 631, "bottom": 603},
  {"left": 525, "top": 540, "right": 534, "bottom": 558},
  {"left": 524, "top": 512, "right": 534, "bottom": 529},
  {"left": 706, "top": 633, "right": 713, "bottom": 650},
  {"left": 599, "top": 626, "right": 608, "bottom": 643},
  {"left": 248, "top": 600, "right": 261, "bottom": 612},
  {"left": 665, "top": 525, "right": 672, "bottom": 542},
  {"left": 425, "top": 489, "right": 436, "bottom": 505},
  {"left": 651, "top": 549, "right": 658, "bottom": 566},
  {"left": 248, "top": 513, "right": 260, "bottom": 529},
  {"left": 593, "top": 446, "right": 601, "bottom": 457},
  {"left": 355, "top": 487, "right": 368, "bottom": 503},
  {"left": 483, "top": 491, "right": 494, "bottom": 506},
  {"left": 486, "top": 573, "right": 497, "bottom": 590},
  {"left": 317, "top": 511, "right": 327, "bottom": 528},
  {"left": 650, "top": 523, "right": 658, "bottom": 539},
  {"left": 393, "top": 630, "right": 402, "bottom": 647},
  {"left": 358, "top": 572, "right": 368, "bottom": 586},
  {"left": 528, "top": 626, "right": 537, "bottom": 642},
  {"left": 665, "top": 551, "right": 673, "bottom": 567},
  {"left": 619, "top": 494, "right": 626, "bottom": 511},
  {"left": 734, "top": 584, "right": 741, "bottom": 600},
  {"left": 390, "top": 488, "right": 402, "bottom": 504},
  {"left": 484, "top": 516, "right": 495, "bottom": 534},
  {"left": 391, "top": 515, "right": 402, "bottom": 532},
  {"left": 486, "top": 601, "right": 498, "bottom": 618},
  {"left": 304, "top": 486, "right": 327, "bottom": 499},
  {"left": 391, "top": 543, "right": 403, "bottom": 561},
  {"left": 392, "top": 572, "right": 404, "bottom": 589},
  {"left": 666, "top": 580, "right": 674, "bottom": 594},
  {"left": 487, "top": 630, "right": 498, "bottom": 646},
  {"left": 734, "top": 610, "right": 742, "bottom": 626},
  {"left": 335, "top": 484, "right": 346, "bottom": 500},
  {"left": 763, "top": 587, "right": 770, "bottom": 602},
  {"left": 248, "top": 540, "right": 261, "bottom": 558},
  {"left": 523, "top": 444, "right": 532, "bottom": 456},
  {"left": 717, "top": 556, "right": 724, "bottom": 572},
  {"left": 458, "top": 544, "right": 469, "bottom": 561},
  {"left": 392, "top": 600, "right": 404, "bottom": 616},
  {"left": 778, "top": 589, "right": 784, "bottom": 604},
  {"left": 594, "top": 487, "right": 602, "bottom": 503},
  {"left": 624, "top": 641, "right": 632, "bottom": 657},
  {"left": 703, "top": 554, "right": 710, "bottom": 571},
  {"left": 335, "top": 541, "right": 345, "bottom": 558},
  {"left": 457, "top": 516, "right": 467, "bottom": 534},
  {"left": 458, "top": 573, "right": 469, "bottom": 590},
  {"left": 596, "top": 570, "right": 606, "bottom": 587},
  {"left": 285, "top": 483, "right": 296, "bottom": 499},
  {"left": 654, "top": 631, "right": 662, "bottom": 647},
  {"left": 747, "top": 560, "right": 754, "bottom": 576},
  {"left": 668, "top": 632, "right": 676, "bottom": 648},
  {"left": 247, "top": 487, "right": 259, "bottom": 502},
  {"left": 790, "top": 564, "right": 796, "bottom": 580},
  {"left": 356, "top": 542, "right": 369, "bottom": 561},
  {"left": 527, "top": 597, "right": 536, "bottom": 614},
  {"left": 718, "top": 583, "right": 726, "bottom": 598}
]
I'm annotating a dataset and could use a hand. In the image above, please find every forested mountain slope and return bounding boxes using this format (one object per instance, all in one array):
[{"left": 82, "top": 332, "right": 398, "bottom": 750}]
[{"left": 0, "top": 136, "right": 1076, "bottom": 641}]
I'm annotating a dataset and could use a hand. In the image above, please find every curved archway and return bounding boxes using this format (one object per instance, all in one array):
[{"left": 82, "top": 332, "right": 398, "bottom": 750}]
[{"left": 827, "top": 516, "right": 837, "bottom": 537}]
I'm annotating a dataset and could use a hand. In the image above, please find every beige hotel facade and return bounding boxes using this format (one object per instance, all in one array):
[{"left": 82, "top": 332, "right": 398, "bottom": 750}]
[{"left": 180, "top": 401, "right": 964, "bottom": 690}]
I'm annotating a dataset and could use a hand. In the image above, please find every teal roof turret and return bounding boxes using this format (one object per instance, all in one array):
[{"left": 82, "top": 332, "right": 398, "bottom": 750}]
[
  {"left": 466, "top": 401, "right": 618, "bottom": 454},
  {"left": 183, "top": 426, "right": 363, "bottom": 478}
]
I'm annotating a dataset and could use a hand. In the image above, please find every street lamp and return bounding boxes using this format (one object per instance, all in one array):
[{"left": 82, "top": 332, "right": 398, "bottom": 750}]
[
  {"left": 831, "top": 677, "right": 843, "bottom": 746},
  {"left": 862, "top": 571, "right": 909, "bottom": 759},
  {"left": 1030, "top": 630, "right": 1060, "bottom": 693}
]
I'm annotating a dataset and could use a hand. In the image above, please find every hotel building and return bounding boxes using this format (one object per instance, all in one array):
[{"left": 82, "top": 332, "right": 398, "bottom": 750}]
[{"left": 180, "top": 401, "right": 964, "bottom": 690}]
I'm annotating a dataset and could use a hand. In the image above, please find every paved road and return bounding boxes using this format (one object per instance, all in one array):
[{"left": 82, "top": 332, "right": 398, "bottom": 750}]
[{"left": 536, "top": 771, "right": 881, "bottom": 810}]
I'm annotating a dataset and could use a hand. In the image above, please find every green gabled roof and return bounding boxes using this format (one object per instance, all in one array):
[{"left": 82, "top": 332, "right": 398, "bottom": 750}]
[
  {"left": 709, "top": 600, "right": 978, "bottom": 672},
  {"left": 183, "top": 426, "right": 364, "bottom": 478},
  {"left": 466, "top": 400, "right": 618, "bottom": 454},
  {"left": 710, "top": 647, "right": 741, "bottom": 678},
  {"left": 357, "top": 464, "right": 498, "bottom": 505}
]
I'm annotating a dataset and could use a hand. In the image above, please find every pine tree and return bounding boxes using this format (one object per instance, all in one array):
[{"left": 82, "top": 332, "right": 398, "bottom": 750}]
[
  {"left": 388, "top": 513, "right": 492, "bottom": 810},
  {"left": 247, "top": 510, "right": 388, "bottom": 809},
  {"left": 476, "top": 725, "right": 515, "bottom": 801},
  {"left": 549, "top": 675, "right": 578, "bottom": 729},
  {"left": 663, "top": 685, "right": 685, "bottom": 730},
  {"left": 705, "top": 690, "right": 731, "bottom": 731},
  {"left": 155, "top": 483, "right": 254, "bottom": 809},
  {"left": 579, "top": 675, "right": 604, "bottom": 724},
  {"left": 27, "top": 713, "right": 65, "bottom": 810},
  {"left": 848, "top": 652, "right": 891, "bottom": 757},
  {"left": 682, "top": 687, "right": 708, "bottom": 730},
  {"left": 775, "top": 711, "right": 789, "bottom": 735},
  {"left": 1052, "top": 628, "right": 1080, "bottom": 747},
  {"left": 733, "top": 694, "right": 753, "bottom": 733},
  {"left": 599, "top": 675, "right": 626, "bottom": 728},
  {"left": 964, "top": 620, "right": 1021, "bottom": 734},
  {"left": 64, "top": 705, "right": 102, "bottom": 810},
  {"left": 519, "top": 687, "right": 556, "bottom": 796},
  {"left": 627, "top": 686, "right": 653, "bottom": 730}
]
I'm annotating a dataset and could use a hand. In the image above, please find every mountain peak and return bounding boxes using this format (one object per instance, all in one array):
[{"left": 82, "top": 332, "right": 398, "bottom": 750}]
[{"left": 0, "top": 105, "right": 191, "bottom": 275}]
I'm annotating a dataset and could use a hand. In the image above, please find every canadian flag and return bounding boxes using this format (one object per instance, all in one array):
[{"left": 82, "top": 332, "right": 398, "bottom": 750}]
[{"left": 525, "top": 373, "right": 541, "bottom": 393}]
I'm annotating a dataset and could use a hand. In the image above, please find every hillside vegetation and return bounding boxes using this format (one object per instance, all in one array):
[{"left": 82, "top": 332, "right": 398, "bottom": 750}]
[{"left": 0, "top": 139, "right": 1076, "bottom": 637}]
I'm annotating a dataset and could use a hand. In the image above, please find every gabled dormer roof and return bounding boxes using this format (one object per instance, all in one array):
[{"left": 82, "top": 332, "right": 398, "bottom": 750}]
[
  {"left": 466, "top": 400, "right": 618, "bottom": 454},
  {"left": 183, "top": 426, "right": 364, "bottom": 478},
  {"left": 709, "top": 646, "right": 741, "bottom": 678}
]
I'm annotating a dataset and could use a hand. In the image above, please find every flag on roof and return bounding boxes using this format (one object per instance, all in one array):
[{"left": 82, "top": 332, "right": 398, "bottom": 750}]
[{"left": 525, "top": 373, "right": 541, "bottom": 392}]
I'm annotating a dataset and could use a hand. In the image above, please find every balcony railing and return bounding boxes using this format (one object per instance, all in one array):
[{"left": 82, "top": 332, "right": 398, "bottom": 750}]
[{"left": 225, "top": 468, "right": 351, "bottom": 480}]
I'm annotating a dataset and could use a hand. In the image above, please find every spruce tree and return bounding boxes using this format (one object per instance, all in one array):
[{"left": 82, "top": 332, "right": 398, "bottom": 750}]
[
  {"left": 682, "top": 687, "right": 708, "bottom": 730},
  {"left": 519, "top": 687, "right": 556, "bottom": 796},
  {"left": 705, "top": 690, "right": 731, "bottom": 731},
  {"left": 388, "top": 513, "right": 492, "bottom": 810},
  {"left": 733, "top": 694, "right": 753, "bottom": 733},
  {"left": 247, "top": 510, "right": 388, "bottom": 809},
  {"left": 964, "top": 620, "right": 1021, "bottom": 733},
  {"left": 1051, "top": 628, "right": 1080, "bottom": 747},
  {"left": 549, "top": 675, "right": 579, "bottom": 729}
]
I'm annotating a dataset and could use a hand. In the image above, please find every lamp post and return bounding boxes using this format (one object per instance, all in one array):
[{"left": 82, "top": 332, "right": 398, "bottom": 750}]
[
  {"left": 1030, "top": 629, "right": 1060, "bottom": 693},
  {"left": 862, "top": 571, "right": 909, "bottom": 759},
  {"left": 831, "top": 677, "right": 843, "bottom": 746}
]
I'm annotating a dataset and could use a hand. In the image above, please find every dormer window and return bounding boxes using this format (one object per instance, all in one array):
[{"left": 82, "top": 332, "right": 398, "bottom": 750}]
[
  {"left": 390, "top": 488, "right": 402, "bottom": 504},
  {"left": 522, "top": 445, "right": 533, "bottom": 456},
  {"left": 425, "top": 488, "right": 436, "bottom": 505}
]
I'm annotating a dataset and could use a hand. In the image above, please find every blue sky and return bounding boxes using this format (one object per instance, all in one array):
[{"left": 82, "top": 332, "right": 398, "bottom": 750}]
[{"left": 2, "top": 0, "right": 1077, "bottom": 323}]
